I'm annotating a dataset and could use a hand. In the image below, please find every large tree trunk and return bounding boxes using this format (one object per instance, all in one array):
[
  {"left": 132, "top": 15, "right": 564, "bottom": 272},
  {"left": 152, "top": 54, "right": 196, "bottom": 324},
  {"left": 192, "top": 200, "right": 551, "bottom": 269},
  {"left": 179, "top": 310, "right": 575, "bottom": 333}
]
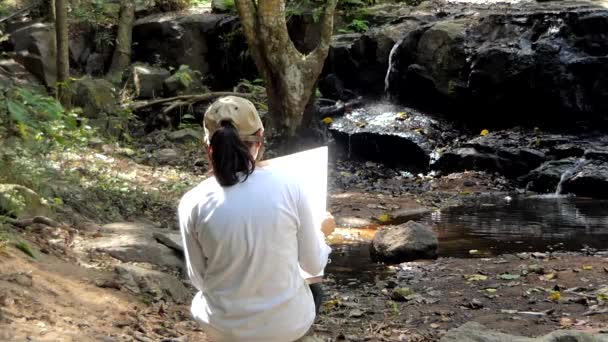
[
  {"left": 54, "top": 0, "right": 70, "bottom": 107},
  {"left": 235, "top": 0, "right": 338, "bottom": 136},
  {"left": 107, "top": 0, "right": 135, "bottom": 82}
]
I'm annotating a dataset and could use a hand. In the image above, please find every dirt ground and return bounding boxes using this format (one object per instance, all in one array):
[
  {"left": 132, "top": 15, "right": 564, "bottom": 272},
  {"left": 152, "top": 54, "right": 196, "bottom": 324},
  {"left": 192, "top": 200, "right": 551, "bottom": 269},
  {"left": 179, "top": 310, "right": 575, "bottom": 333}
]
[
  {"left": 0, "top": 243, "right": 206, "bottom": 342},
  {"left": 0, "top": 144, "right": 606, "bottom": 341},
  {"left": 2, "top": 188, "right": 607, "bottom": 341}
]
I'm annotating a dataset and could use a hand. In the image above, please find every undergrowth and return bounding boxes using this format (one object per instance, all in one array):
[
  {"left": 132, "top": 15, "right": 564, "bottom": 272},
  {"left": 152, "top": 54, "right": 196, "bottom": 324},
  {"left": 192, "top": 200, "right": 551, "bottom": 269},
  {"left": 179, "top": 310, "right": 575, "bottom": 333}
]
[{"left": 0, "top": 85, "right": 196, "bottom": 226}]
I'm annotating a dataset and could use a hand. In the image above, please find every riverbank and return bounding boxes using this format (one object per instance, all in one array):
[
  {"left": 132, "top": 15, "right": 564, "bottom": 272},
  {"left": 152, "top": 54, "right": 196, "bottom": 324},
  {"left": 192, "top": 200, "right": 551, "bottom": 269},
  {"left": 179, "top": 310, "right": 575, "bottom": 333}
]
[{"left": 1, "top": 138, "right": 607, "bottom": 341}]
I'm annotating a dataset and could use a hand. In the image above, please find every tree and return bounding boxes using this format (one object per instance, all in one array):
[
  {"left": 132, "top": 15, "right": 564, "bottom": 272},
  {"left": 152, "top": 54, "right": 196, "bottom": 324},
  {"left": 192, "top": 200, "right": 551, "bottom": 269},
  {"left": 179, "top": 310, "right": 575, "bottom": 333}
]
[
  {"left": 234, "top": 0, "right": 338, "bottom": 136},
  {"left": 107, "top": 0, "right": 135, "bottom": 82},
  {"left": 54, "top": 0, "right": 70, "bottom": 107}
]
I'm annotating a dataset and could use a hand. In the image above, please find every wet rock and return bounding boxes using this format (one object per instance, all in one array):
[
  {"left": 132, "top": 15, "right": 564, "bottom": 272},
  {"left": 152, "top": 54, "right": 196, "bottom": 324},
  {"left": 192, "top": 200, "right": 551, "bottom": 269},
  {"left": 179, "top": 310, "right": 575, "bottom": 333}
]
[
  {"left": 440, "top": 321, "right": 608, "bottom": 342},
  {"left": 562, "top": 160, "right": 608, "bottom": 199},
  {"left": 335, "top": 216, "right": 373, "bottom": 229},
  {"left": 167, "top": 129, "right": 202, "bottom": 145},
  {"left": 585, "top": 149, "right": 608, "bottom": 162},
  {"left": 525, "top": 158, "right": 580, "bottom": 194},
  {"left": 387, "top": 5, "right": 608, "bottom": 126},
  {"left": 76, "top": 222, "right": 183, "bottom": 269},
  {"left": 548, "top": 144, "right": 585, "bottom": 159},
  {"left": 11, "top": 23, "right": 57, "bottom": 87},
  {"left": 323, "top": 18, "right": 425, "bottom": 95},
  {"left": 114, "top": 264, "right": 190, "bottom": 304},
  {"left": 131, "top": 64, "right": 170, "bottom": 99},
  {"left": 433, "top": 131, "right": 546, "bottom": 178},
  {"left": 370, "top": 221, "right": 438, "bottom": 264},
  {"left": 387, "top": 208, "right": 433, "bottom": 225},
  {"left": 329, "top": 103, "right": 455, "bottom": 171}
]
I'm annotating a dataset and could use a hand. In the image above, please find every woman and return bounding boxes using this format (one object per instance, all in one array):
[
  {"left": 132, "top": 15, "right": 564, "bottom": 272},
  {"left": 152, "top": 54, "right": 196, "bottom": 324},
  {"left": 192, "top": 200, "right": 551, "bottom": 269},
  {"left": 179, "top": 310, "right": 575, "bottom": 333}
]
[{"left": 179, "top": 96, "right": 334, "bottom": 341}]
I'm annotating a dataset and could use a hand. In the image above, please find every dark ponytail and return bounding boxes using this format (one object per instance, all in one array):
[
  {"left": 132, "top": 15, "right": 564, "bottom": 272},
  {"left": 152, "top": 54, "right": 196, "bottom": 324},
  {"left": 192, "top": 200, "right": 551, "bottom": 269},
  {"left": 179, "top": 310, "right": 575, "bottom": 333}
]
[{"left": 210, "top": 121, "right": 256, "bottom": 186}]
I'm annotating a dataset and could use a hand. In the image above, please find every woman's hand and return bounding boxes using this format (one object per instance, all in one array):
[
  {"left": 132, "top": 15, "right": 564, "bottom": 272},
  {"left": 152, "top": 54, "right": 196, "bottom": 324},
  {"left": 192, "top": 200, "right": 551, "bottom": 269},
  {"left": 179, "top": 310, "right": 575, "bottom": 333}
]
[{"left": 321, "top": 212, "right": 336, "bottom": 237}]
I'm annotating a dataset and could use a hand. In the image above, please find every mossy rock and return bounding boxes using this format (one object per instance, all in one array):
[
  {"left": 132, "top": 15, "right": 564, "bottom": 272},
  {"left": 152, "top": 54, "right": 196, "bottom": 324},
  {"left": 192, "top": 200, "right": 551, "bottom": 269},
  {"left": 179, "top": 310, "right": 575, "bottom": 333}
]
[
  {"left": 163, "top": 65, "right": 206, "bottom": 96},
  {"left": 71, "top": 78, "right": 120, "bottom": 119},
  {"left": 0, "top": 184, "right": 50, "bottom": 218}
]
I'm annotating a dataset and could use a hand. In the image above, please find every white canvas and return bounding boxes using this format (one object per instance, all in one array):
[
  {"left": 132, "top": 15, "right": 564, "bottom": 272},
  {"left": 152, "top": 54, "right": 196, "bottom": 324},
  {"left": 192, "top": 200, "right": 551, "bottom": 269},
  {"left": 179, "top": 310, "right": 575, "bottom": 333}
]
[{"left": 259, "top": 146, "right": 328, "bottom": 279}]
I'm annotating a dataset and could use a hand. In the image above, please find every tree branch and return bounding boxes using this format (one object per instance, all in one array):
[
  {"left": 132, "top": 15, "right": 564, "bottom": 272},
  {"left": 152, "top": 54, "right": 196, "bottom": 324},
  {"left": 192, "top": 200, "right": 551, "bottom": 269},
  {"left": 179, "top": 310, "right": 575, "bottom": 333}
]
[
  {"left": 130, "top": 92, "right": 253, "bottom": 111},
  {"left": 309, "top": 0, "right": 338, "bottom": 66},
  {"left": 235, "top": 0, "right": 272, "bottom": 84}
]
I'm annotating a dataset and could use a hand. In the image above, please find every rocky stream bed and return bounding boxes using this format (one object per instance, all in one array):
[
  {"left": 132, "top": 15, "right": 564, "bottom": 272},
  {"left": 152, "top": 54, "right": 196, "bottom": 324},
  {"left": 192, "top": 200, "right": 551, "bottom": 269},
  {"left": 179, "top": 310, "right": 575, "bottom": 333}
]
[{"left": 1, "top": 0, "right": 608, "bottom": 340}]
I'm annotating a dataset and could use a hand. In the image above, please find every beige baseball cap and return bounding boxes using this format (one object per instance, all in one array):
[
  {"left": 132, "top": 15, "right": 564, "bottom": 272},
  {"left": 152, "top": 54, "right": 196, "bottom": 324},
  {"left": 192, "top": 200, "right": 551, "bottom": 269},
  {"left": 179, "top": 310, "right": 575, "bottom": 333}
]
[{"left": 203, "top": 96, "right": 264, "bottom": 143}]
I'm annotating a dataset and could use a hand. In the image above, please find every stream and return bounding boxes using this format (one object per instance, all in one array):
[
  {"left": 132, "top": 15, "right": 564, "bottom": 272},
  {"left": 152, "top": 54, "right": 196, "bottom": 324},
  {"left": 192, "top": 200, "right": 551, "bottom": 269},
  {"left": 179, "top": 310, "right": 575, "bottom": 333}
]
[{"left": 327, "top": 196, "right": 608, "bottom": 284}]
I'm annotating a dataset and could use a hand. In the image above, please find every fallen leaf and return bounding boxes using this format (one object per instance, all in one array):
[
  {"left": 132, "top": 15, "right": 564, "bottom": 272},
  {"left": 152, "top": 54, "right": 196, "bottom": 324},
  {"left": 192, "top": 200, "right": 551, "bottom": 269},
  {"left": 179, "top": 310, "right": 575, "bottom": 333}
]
[
  {"left": 560, "top": 317, "right": 573, "bottom": 327},
  {"left": 597, "top": 287, "right": 608, "bottom": 302},
  {"left": 322, "top": 299, "right": 341, "bottom": 310},
  {"left": 498, "top": 273, "right": 520, "bottom": 281},
  {"left": 484, "top": 288, "right": 497, "bottom": 294},
  {"left": 467, "top": 274, "right": 488, "bottom": 282},
  {"left": 549, "top": 291, "right": 561, "bottom": 301},
  {"left": 540, "top": 272, "right": 557, "bottom": 281},
  {"left": 480, "top": 129, "right": 489, "bottom": 136},
  {"left": 378, "top": 214, "right": 391, "bottom": 223},
  {"left": 321, "top": 117, "right": 333, "bottom": 124},
  {"left": 430, "top": 323, "right": 440, "bottom": 329},
  {"left": 582, "top": 265, "right": 593, "bottom": 271}
]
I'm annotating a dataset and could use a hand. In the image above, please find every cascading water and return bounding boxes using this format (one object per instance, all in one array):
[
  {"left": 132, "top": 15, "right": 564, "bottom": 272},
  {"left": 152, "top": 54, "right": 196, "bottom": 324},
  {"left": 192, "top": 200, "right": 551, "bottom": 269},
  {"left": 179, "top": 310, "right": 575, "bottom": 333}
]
[
  {"left": 384, "top": 39, "right": 404, "bottom": 95},
  {"left": 555, "top": 159, "right": 585, "bottom": 195}
]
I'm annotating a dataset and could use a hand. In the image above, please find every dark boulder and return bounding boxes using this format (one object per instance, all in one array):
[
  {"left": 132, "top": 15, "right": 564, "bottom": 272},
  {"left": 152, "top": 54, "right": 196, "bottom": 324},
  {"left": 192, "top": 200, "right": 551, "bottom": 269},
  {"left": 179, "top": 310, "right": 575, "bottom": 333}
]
[
  {"left": 524, "top": 158, "right": 581, "bottom": 193},
  {"left": 370, "top": 221, "right": 438, "bottom": 264},
  {"left": 387, "top": 3, "right": 608, "bottom": 127},
  {"left": 10, "top": 23, "right": 56, "bottom": 87},
  {"left": 329, "top": 102, "right": 456, "bottom": 172},
  {"left": 433, "top": 131, "right": 546, "bottom": 178},
  {"left": 562, "top": 160, "right": 608, "bottom": 199},
  {"left": 130, "top": 64, "right": 171, "bottom": 99},
  {"left": 132, "top": 11, "right": 255, "bottom": 89},
  {"left": 131, "top": 64, "right": 170, "bottom": 99},
  {"left": 323, "top": 18, "right": 425, "bottom": 96}
]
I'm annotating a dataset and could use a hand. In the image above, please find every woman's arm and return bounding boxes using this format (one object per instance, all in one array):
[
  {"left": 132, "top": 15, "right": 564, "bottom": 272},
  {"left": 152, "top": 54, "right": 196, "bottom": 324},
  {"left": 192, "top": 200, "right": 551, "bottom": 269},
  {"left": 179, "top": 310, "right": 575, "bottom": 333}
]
[
  {"left": 179, "top": 199, "right": 206, "bottom": 291},
  {"left": 296, "top": 186, "right": 332, "bottom": 276}
]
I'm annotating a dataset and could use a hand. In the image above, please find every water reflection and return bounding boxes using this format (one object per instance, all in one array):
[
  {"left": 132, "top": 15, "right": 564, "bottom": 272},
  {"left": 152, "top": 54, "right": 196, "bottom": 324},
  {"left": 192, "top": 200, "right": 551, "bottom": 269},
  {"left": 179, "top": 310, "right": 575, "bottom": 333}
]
[
  {"left": 428, "top": 196, "right": 608, "bottom": 257},
  {"left": 326, "top": 197, "right": 608, "bottom": 282}
]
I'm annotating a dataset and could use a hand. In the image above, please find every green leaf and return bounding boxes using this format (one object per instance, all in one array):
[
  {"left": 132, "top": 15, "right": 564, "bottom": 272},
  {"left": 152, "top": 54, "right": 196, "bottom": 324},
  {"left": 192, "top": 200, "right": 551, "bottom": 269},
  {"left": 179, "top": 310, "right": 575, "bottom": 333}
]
[
  {"left": 498, "top": 273, "right": 520, "bottom": 280},
  {"left": 7, "top": 99, "right": 29, "bottom": 123}
]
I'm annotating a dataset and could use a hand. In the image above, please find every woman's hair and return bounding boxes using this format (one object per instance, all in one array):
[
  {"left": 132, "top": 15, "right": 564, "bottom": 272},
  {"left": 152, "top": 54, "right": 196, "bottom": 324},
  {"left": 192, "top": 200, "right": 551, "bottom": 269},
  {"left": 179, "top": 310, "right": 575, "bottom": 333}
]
[{"left": 209, "top": 120, "right": 256, "bottom": 186}]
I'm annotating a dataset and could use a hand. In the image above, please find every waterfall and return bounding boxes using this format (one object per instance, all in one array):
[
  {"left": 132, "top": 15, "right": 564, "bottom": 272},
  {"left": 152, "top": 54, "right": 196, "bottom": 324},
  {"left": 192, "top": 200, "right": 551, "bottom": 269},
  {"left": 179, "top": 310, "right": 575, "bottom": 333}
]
[
  {"left": 384, "top": 38, "right": 404, "bottom": 95},
  {"left": 555, "top": 159, "right": 585, "bottom": 195}
]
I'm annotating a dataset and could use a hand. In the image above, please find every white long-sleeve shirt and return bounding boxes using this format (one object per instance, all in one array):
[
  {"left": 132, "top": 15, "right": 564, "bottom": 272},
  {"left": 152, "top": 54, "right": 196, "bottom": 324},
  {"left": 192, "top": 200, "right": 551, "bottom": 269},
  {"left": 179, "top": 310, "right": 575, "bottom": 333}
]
[{"left": 178, "top": 167, "right": 332, "bottom": 342}]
